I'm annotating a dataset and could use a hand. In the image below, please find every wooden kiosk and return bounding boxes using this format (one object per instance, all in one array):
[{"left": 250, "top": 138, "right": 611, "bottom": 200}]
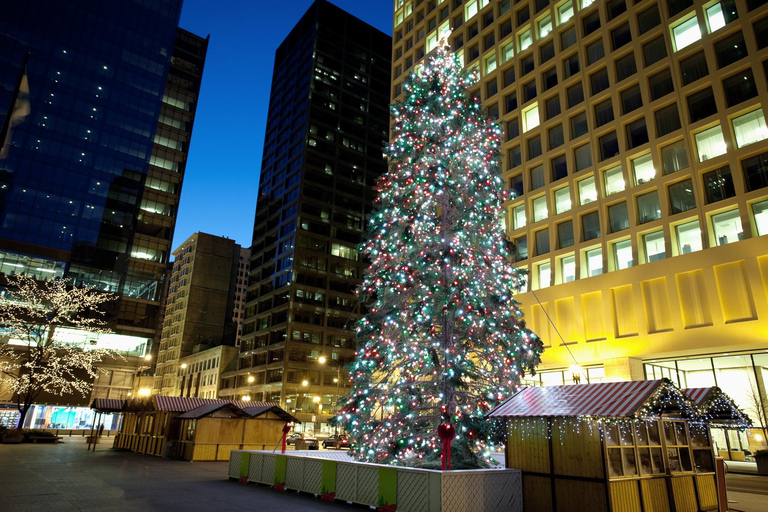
[
  {"left": 683, "top": 387, "right": 752, "bottom": 461},
  {"left": 489, "top": 379, "right": 720, "bottom": 512}
]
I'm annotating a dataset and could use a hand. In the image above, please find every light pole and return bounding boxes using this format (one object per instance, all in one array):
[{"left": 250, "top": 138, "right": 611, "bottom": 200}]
[{"left": 319, "top": 356, "right": 342, "bottom": 434}]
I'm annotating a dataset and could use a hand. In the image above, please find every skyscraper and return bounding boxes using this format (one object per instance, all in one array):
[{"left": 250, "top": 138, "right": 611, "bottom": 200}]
[
  {"left": 392, "top": 0, "right": 768, "bottom": 445},
  {"left": 0, "top": 1, "right": 207, "bottom": 400},
  {"left": 218, "top": 0, "right": 391, "bottom": 434}
]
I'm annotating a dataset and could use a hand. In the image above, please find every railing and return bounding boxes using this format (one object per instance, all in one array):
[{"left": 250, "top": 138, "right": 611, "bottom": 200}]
[{"left": 29, "top": 428, "right": 117, "bottom": 438}]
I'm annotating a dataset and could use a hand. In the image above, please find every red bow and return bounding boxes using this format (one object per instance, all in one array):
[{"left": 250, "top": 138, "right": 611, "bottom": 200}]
[{"left": 437, "top": 423, "right": 455, "bottom": 470}]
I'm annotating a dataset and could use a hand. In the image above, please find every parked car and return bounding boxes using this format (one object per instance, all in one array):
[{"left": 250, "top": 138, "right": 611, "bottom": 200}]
[
  {"left": 322, "top": 434, "right": 349, "bottom": 449},
  {"left": 286, "top": 433, "right": 303, "bottom": 446},
  {"left": 302, "top": 435, "right": 319, "bottom": 450}
]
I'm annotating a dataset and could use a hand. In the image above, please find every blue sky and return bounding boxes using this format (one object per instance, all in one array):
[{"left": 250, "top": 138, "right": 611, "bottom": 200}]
[{"left": 174, "top": 0, "right": 394, "bottom": 250}]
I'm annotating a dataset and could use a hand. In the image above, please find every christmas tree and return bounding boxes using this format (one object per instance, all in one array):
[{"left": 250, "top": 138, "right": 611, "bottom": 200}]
[{"left": 338, "top": 42, "right": 543, "bottom": 468}]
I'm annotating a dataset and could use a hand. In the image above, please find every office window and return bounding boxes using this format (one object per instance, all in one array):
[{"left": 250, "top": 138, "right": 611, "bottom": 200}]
[
  {"left": 608, "top": 202, "right": 630, "bottom": 232},
  {"left": 687, "top": 88, "right": 717, "bottom": 123},
  {"left": 723, "top": 70, "right": 758, "bottom": 108},
  {"left": 672, "top": 16, "right": 702, "bottom": 51},
  {"left": 571, "top": 111, "right": 588, "bottom": 138},
  {"left": 484, "top": 53, "right": 497, "bottom": 74},
  {"left": 558, "top": 221, "right": 575, "bottom": 248},
  {"left": 611, "top": 23, "right": 632, "bottom": 51},
  {"left": 756, "top": 16, "right": 768, "bottom": 49},
  {"left": 533, "top": 195, "right": 548, "bottom": 222},
  {"left": 712, "top": 209, "right": 743, "bottom": 246},
  {"left": 564, "top": 54, "right": 580, "bottom": 78},
  {"left": 632, "top": 153, "right": 656, "bottom": 185},
  {"left": 752, "top": 200, "right": 768, "bottom": 236},
  {"left": 594, "top": 100, "right": 614, "bottom": 127},
  {"left": 579, "top": 176, "right": 598, "bottom": 205},
  {"left": 517, "top": 5, "right": 531, "bottom": 25},
  {"left": 510, "top": 174, "right": 524, "bottom": 198},
  {"left": 497, "top": 37, "right": 514, "bottom": 61},
  {"left": 519, "top": 28, "right": 532, "bottom": 52},
  {"left": 583, "top": 11, "right": 600, "bottom": 36},
  {"left": 655, "top": 104, "right": 681, "bottom": 137},
  {"left": 644, "top": 231, "right": 666, "bottom": 262},
  {"left": 668, "top": 0, "right": 694, "bottom": 18},
  {"left": 466, "top": 0, "right": 479, "bottom": 19},
  {"left": 742, "top": 150, "right": 768, "bottom": 192},
  {"left": 561, "top": 26, "right": 577, "bottom": 49},
  {"left": 487, "top": 103, "right": 499, "bottom": 119},
  {"left": 626, "top": 118, "right": 649, "bottom": 149},
  {"left": 714, "top": 31, "right": 747, "bottom": 69},
  {"left": 561, "top": 254, "right": 576, "bottom": 282},
  {"left": 585, "top": 247, "right": 603, "bottom": 276},
  {"left": 575, "top": 144, "right": 593, "bottom": 171},
  {"left": 549, "top": 124, "right": 565, "bottom": 149},
  {"left": 523, "top": 104, "right": 540, "bottom": 132},
  {"left": 514, "top": 235, "right": 528, "bottom": 261},
  {"left": 706, "top": 1, "right": 738, "bottom": 33},
  {"left": 509, "top": 145, "right": 522, "bottom": 168},
  {"left": 590, "top": 68, "right": 610, "bottom": 95},
  {"left": 523, "top": 79, "right": 537, "bottom": 101},
  {"left": 637, "top": 5, "right": 661, "bottom": 35},
  {"left": 613, "top": 239, "right": 633, "bottom": 269},
  {"left": 669, "top": 179, "right": 697, "bottom": 214},
  {"left": 530, "top": 165, "right": 545, "bottom": 190},
  {"left": 541, "top": 41, "right": 555, "bottom": 63},
  {"left": 486, "top": 78, "right": 498, "bottom": 97},
  {"left": 543, "top": 68, "right": 558, "bottom": 91},
  {"left": 648, "top": 68, "right": 674, "bottom": 101},
  {"left": 599, "top": 132, "right": 619, "bottom": 161},
  {"left": 507, "top": 118, "right": 519, "bottom": 139},
  {"left": 679, "top": 51, "right": 708, "bottom": 86},
  {"left": 621, "top": 85, "right": 642, "bottom": 115},
  {"left": 567, "top": 82, "right": 584, "bottom": 108},
  {"left": 552, "top": 154, "right": 568, "bottom": 180},
  {"left": 538, "top": 14, "right": 553, "bottom": 38},
  {"left": 528, "top": 135, "right": 543, "bottom": 159},
  {"left": 702, "top": 165, "right": 735, "bottom": 203},
  {"left": 676, "top": 220, "right": 703, "bottom": 254},
  {"left": 546, "top": 95, "right": 561, "bottom": 120},
  {"left": 604, "top": 165, "right": 625, "bottom": 196},
  {"left": 505, "top": 92, "right": 518, "bottom": 114},
  {"left": 513, "top": 204, "right": 526, "bottom": 229},
  {"left": 522, "top": 55, "right": 535, "bottom": 77},
  {"left": 558, "top": 1, "right": 574, "bottom": 24},
  {"left": 643, "top": 37, "right": 668, "bottom": 67},
  {"left": 503, "top": 66, "right": 516, "bottom": 87},
  {"left": 607, "top": 0, "right": 627, "bottom": 21},
  {"left": 581, "top": 211, "right": 602, "bottom": 245},
  {"left": 536, "top": 261, "right": 551, "bottom": 289},
  {"left": 637, "top": 191, "right": 661, "bottom": 224},
  {"left": 615, "top": 53, "right": 637, "bottom": 82},
  {"left": 661, "top": 141, "right": 689, "bottom": 175},
  {"left": 695, "top": 125, "right": 727, "bottom": 162},
  {"left": 536, "top": 228, "right": 551, "bottom": 255},
  {"left": 555, "top": 186, "right": 572, "bottom": 213},
  {"left": 586, "top": 40, "right": 605, "bottom": 66}
]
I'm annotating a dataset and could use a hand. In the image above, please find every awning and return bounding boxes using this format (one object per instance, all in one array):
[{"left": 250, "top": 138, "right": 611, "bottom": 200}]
[
  {"left": 175, "top": 402, "right": 250, "bottom": 420},
  {"left": 90, "top": 398, "right": 126, "bottom": 412},
  {"left": 683, "top": 387, "right": 752, "bottom": 428},
  {"left": 152, "top": 395, "right": 273, "bottom": 412},
  {"left": 242, "top": 405, "right": 299, "bottom": 423}
]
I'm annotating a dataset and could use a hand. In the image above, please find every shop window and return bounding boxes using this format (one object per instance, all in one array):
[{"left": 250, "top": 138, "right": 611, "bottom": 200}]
[
  {"left": 582, "top": 210, "right": 601, "bottom": 240},
  {"left": 583, "top": 11, "right": 600, "bottom": 36},
  {"left": 626, "top": 118, "right": 649, "bottom": 149},
  {"left": 752, "top": 200, "right": 768, "bottom": 236},
  {"left": 655, "top": 104, "right": 682, "bottom": 137},
  {"left": 561, "top": 254, "right": 576, "bottom": 282},
  {"left": 518, "top": 27, "right": 532, "bottom": 52},
  {"left": 571, "top": 111, "right": 588, "bottom": 138},
  {"left": 621, "top": 85, "right": 642, "bottom": 115},
  {"left": 604, "top": 165, "right": 625, "bottom": 196},
  {"left": 608, "top": 201, "right": 630, "bottom": 233},
  {"left": 558, "top": 221, "right": 575, "bottom": 248},
  {"left": 615, "top": 53, "right": 637, "bottom": 82},
  {"left": 554, "top": 186, "right": 572, "bottom": 213},
  {"left": 637, "top": 191, "right": 661, "bottom": 224},
  {"left": 599, "top": 132, "right": 619, "bottom": 161},
  {"left": 733, "top": 109, "right": 768, "bottom": 149},
  {"left": 611, "top": 23, "right": 632, "bottom": 51},
  {"left": 613, "top": 239, "right": 633, "bottom": 269},
  {"left": 579, "top": 176, "right": 598, "bottom": 205},
  {"left": 528, "top": 135, "right": 543, "bottom": 159},
  {"left": 648, "top": 68, "right": 673, "bottom": 101},
  {"left": 585, "top": 247, "right": 603, "bottom": 276},
  {"left": 711, "top": 209, "right": 743, "bottom": 246},
  {"left": 558, "top": 1, "right": 574, "bottom": 24},
  {"left": 536, "top": 261, "right": 551, "bottom": 289},
  {"left": 632, "top": 153, "right": 656, "bottom": 185},
  {"left": 510, "top": 174, "right": 524, "bottom": 197},
  {"left": 522, "top": 104, "right": 540, "bottom": 132},
  {"left": 742, "top": 150, "right": 768, "bottom": 191},
  {"left": 713, "top": 31, "right": 747, "bottom": 69},
  {"left": 672, "top": 16, "right": 701, "bottom": 51},
  {"left": 586, "top": 40, "right": 605, "bottom": 66},
  {"left": 702, "top": 166, "right": 735, "bottom": 204},
  {"left": 643, "top": 37, "right": 668, "bottom": 67},
  {"left": 552, "top": 154, "right": 568, "bottom": 180},
  {"left": 594, "top": 100, "right": 614, "bottom": 127},
  {"left": 513, "top": 204, "right": 526, "bottom": 229},
  {"left": 695, "top": 125, "right": 727, "bottom": 162},
  {"left": 706, "top": 1, "right": 738, "bottom": 33},
  {"left": 590, "top": 68, "right": 610, "bottom": 96},
  {"left": 561, "top": 26, "right": 577, "bottom": 49},
  {"left": 549, "top": 124, "right": 565, "bottom": 149},
  {"left": 669, "top": 179, "right": 697, "bottom": 214},
  {"left": 533, "top": 195, "right": 548, "bottom": 222},
  {"left": 536, "top": 228, "right": 551, "bottom": 255},
  {"left": 567, "top": 82, "right": 584, "bottom": 108},
  {"left": 514, "top": 235, "right": 528, "bottom": 260},
  {"left": 676, "top": 220, "right": 703, "bottom": 254},
  {"left": 575, "top": 144, "right": 593, "bottom": 171},
  {"left": 530, "top": 165, "right": 545, "bottom": 190},
  {"left": 637, "top": 5, "right": 661, "bottom": 35},
  {"left": 723, "top": 69, "right": 757, "bottom": 108},
  {"left": 644, "top": 231, "right": 666, "bottom": 262},
  {"left": 661, "top": 141, "right": 690, "bottom": 175}
]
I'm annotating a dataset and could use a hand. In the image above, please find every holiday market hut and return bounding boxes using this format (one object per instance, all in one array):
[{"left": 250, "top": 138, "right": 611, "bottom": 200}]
[
  {"left": 684, "top": 387, "right": 752, "bottom": 461},
  {"left": 489, "top": 379, "right": 720, "bottom": 512}
]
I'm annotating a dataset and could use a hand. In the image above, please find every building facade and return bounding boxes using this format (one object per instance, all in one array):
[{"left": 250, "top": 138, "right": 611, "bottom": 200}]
[
  {"left": 391, "top": 0, "right": 768, "bottom": 447},
  {"left": 233, "top": 247, "right": 250, "bottom": 347},
  {"left": 0, "top": 1, "right": 208, "bottom": 401},
  {"left": 177, "top": 344, "right": 239, "bottom": 399},
  {"left": 219, "top": 0, "right": 392, "bottom": 435}
]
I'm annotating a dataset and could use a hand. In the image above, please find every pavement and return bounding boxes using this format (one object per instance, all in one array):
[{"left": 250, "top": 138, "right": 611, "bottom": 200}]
[{"left": 725, "top": 473, "right": 768, "bottom": 512}]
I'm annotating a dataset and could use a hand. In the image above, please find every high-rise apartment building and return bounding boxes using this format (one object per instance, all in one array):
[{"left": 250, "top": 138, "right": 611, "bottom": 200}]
[
  {"left": 219, "top": 0, "right": 391, "bottom": 434},
  {"left": 0, "top": 1, "right": 208, "bottom": 401},
  {"left": 154, "top": 232, "right": 241, "bottom": 395},
  {"left": 392, "top": 0, "right": 768, "bottom": 446}
]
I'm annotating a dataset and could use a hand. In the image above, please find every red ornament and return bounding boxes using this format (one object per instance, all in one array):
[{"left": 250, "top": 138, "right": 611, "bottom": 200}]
[{"left": 437, "top": 423, "right": 455, "bottom": 470}]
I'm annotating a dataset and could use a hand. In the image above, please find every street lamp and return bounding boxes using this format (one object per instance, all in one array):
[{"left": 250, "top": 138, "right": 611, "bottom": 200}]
[
  {"left": 242, "top": 395, "right": 251, "bottom": 401},
  {"left": 248, "top": 375, "right": 255, "bottom": 383},
  {"left": 319, "top": 355, "right": 343, "bottom": 434},
  {"left": 569, "top": 363, "right": 583, "bottom": 384}
]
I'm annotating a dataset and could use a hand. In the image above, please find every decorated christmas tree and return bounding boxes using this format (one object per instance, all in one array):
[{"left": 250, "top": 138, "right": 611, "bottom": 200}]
[{"left": 338, "top": 42, "right": 543, "bottom": 468}]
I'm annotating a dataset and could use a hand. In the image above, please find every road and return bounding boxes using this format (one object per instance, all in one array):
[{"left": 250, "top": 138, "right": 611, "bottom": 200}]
[{"left": 725, "top": 473, "right": 768, "bottom": 512}]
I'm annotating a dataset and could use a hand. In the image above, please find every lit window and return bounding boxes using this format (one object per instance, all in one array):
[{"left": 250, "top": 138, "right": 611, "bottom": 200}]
[
  {"left": 518, "top": 28, "right": 532, "bottom": 52},
  {"left": 396, "top": 11, "right": 404, "bottom": 26},
  {"left": 711, "top": 209, "right": 742, "bottom": 246},
  {"left": 501, "top": 40, "right": 514, "bottom": 62},
  {"left": 672, "top": 16, "right": 702, "bottom": 51},
  {"left": 533, "top": 196, "right": 548, "bottom": 222},
  {"left": 752, "top": 200, "right": 768, "bottom": 236},
  {"left": 578, "top": 176, "right": 598, "bottom": 205},
  {"left": 439, "top": 21, "right": 450, "bottom": 40},
  {"left": 484, "top": 52, "right": 497, "bottom": 74},
  {"left": 405, "top": 1, "right": 413, "bottom": 17},
  {"left": 466, "top": 0, "right": 478, "bottom": 19},
  {"left": 427, "top": 33, "right": 439, "bottom": 53},
  {"left": 537, "top": 261, "right": 552, "bottom": 289},
  {"left": 538, "top": 14, "right": 553, "bottom": 38},
  {"left": 613, "top": 239, "right": 633, "bottom": 270},
  {"left": 676, "top": 220, "right": 702, "bottom": 254},
  {"left": 581, "top": 0, "right": 595, "bottom": 7},
  {"left": 561, "top": 255, "right": 576, "bottom": 283},
  {"left": 732, "top": 109, "right": 768, "bottom": 149},
  {"left": 523, "top": 104, "right": 540, "bottom": 132},
  {"left": 585, "top": 247, "right": 603, "bottom": 276},
  {"left": 643, "top": 231, "right": 666, "bottom": 263},
  {"left": 558, "top": 1, "right": 574, "bottom": 24},
  {"left": 554, "top": 187, "right": 572, "bottom": 214},
  {"left": 706, "top": 3, "right": 726, "bottom": 32},
  {"left": 631, "top": 153, "right": 656, "bottom": 185},
  {"left": 603, "top": 165, "right": 625, "bottom": 196},
  {"left": 513, "top": 204, "right": 526, "bottom": 229},
  {"left": 695, "top": 125, "right": 727, "bottom": 162}
]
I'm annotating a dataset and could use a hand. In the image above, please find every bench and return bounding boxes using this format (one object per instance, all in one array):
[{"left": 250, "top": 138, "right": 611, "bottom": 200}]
[{"left": 29, "top": 436, "right": 63, "bottom": 444}]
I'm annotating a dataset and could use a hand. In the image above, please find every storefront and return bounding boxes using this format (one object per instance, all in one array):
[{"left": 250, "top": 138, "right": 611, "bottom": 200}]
[{"left": 14, "top": 404, "right": 121, "bottom": 430}]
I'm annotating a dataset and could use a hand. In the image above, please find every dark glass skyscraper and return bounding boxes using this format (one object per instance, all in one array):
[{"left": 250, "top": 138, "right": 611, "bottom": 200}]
[{"left": 219, "top": 0, "right": 391, "bottom": 434}]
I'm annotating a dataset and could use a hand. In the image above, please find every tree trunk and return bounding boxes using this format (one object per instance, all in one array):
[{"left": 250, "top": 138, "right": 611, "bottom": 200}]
[{"left": 16, "top": 402, "right": 30, "bottom": 432}]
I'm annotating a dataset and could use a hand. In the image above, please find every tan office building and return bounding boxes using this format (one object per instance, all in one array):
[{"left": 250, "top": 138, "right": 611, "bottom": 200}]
[{"left": 391, "top": 0, "right": 768, "bottom": 447}]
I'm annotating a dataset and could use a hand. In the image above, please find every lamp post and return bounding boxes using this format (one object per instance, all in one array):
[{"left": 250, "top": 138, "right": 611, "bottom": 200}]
[{"left": 319, "top": 356, "right": 342, "bottom": 434}]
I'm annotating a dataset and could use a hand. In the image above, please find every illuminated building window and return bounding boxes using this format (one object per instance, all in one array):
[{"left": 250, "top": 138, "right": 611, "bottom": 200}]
[
  {"left": 536, "top": 261, "right": 551, "bottom": 289},
  {"left": 518, "top": 27, "right": 532, "bottom": 52},
  {"left": 578, "top": 175, "right": 597, "bottom": 205},
  {"left": 732, "top": 109, "right": 768, "bottom": 149},
  {"left": 554, "top": 187, "right": 571, "bottom": 214},
  {"left": 532, "top": 195, "right": 548, "bottom": 222},
  {"left": 513, "top": 204, "right": 526, "bottom": 229},
  {"left": 561, "top": 255, "right": 576, "bottom": 283},
  {"left": 637, "top": 191, "right": 661, "bottom": 224},
  {"left": 557, "top": 1, "right": 574, "bottom": 24},
  {"left": 604, "top": 165, "right": 625, "bottom": 196},
  {"left": 585, "top": 247, "right": 603, "bottom": 276},
  {"left": 643, "top": 231, "right": 666, "bottom": 263},
  {"left": 752, "top": 200, "right": 768, "bottom": 236},
  {"left": 613, "top": 239, "right": 633, "bottom": 270},
  {"left": 672, "top": 16, "right": 701, "bottom": 52},
  {"left": 711, "top": 209, "right": 743, "bottom": 246},
  {"left": 695, "top": 125, "right": 727, "bottom": 162},
  {"left": 675, "top": 220, "right": 703, "bottom": 254},
  {"left": 522, "top": 104, "right": 540, "bottom": 132},
  {"left": 538, "top": 14, "right": 552, "bottom": 38}
]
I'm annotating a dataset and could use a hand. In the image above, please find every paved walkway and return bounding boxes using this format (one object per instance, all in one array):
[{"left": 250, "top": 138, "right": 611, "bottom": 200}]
[{"left": 0, "top": 440, "right": 368, "bottom": 512}]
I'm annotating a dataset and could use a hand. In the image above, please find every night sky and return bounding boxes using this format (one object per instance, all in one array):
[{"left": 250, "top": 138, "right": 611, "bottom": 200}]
[{"left": 174, "top": 0, "right": 394, "bottom": 250}]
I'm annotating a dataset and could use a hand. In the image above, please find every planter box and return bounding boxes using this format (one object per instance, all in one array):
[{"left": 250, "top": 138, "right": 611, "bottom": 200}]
[
  {"left": 757, "top": 458, "right": 768, "bottom": 476},
  {"left": 228, "top": 450, "right": 522, "bottom": 512}
]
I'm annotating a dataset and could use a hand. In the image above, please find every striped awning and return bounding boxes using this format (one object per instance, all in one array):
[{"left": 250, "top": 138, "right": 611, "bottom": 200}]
[
  {"left": 488, "top": 380, "right": 672, "bottom": 418},
  {"left": 683, "top": 387, "right": 751, "bottom": 427},
  {"left": 151, "top": 395, "right": 275, "bottom": 412},
  {"left": 176, "top": 403, "right": 250, "bottom": 420},
  {"left": 90, "top": 398, "right": 126, "bottom": 412},
  {"left": 682, "top": 387, "right": 714, "bottom": 406}
]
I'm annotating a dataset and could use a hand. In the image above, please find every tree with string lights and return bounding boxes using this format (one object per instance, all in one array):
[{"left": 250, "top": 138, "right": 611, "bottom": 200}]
[{"left": 337, "top": 42, "right": 543, "bottom": 468}]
